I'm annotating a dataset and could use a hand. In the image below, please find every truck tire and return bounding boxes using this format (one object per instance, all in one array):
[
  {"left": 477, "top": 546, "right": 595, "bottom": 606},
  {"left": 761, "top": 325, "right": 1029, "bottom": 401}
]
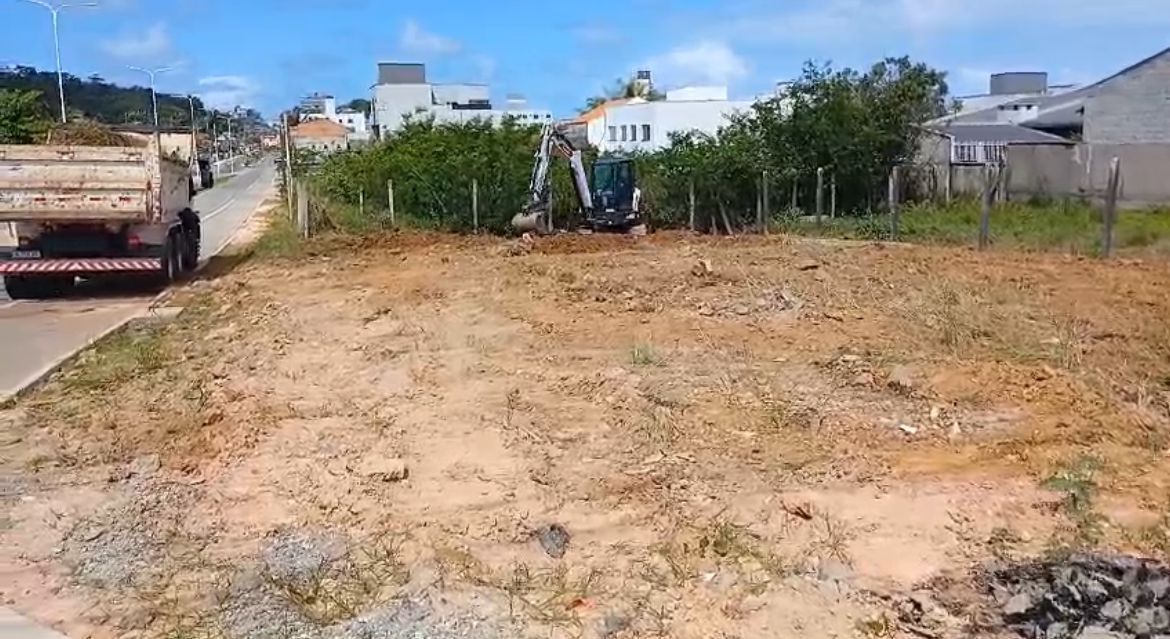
[
  {"left": 4, "top": 275, "right": 73, "bottom": 300},
  {"left": 153, "top": 234, "right": 180, "bottom": 288},
  {"left": 179, "top": 209, "right": 201, "bottom": 272}
]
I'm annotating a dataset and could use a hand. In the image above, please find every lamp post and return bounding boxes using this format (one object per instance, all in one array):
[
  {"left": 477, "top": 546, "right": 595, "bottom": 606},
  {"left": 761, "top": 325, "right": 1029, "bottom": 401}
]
[
  {"left": 17, "top": 0, "right": 99, "bottom": 123},
  {"left": 127, "top": 65, "right": 172, "bottom": 130}
]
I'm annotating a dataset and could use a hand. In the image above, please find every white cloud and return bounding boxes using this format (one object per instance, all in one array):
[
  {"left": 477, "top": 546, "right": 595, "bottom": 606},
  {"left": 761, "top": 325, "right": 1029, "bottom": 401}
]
[
  {"left": 644, "top": 41, "right": 749, "bottom": 88},
  {"left": 100, "top": 22, "right": 171, "bottom": 59},
  {"left": 198, "top": 75, "right": 260, "bottom": 110},
  {"left": 716, "top": 0, "right": 1170, "bottom": 44},
  {"left": 399, "top": 19, "right": 461, "bottom": 56}
]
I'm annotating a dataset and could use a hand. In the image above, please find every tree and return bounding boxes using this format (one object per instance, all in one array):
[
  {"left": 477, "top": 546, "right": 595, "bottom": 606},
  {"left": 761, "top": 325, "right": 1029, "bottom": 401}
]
[
  {"left": 582, "top": 75, "right": 666, "bottom": 112},
  {"left": 0, "top": 89, "right": 50, "bottom": 143},
  {"left": 344, "top": 98, "right": 371, "bottom": 114},
  {"left": 0, "top": 66, "right": 211, "bottom": 128}
]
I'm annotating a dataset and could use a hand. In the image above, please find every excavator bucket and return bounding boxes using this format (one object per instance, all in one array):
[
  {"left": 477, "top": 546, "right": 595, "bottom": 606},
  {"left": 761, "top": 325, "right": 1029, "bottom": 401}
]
[{"left": 511, "top": 210, "right": 547, "bottom": 234}]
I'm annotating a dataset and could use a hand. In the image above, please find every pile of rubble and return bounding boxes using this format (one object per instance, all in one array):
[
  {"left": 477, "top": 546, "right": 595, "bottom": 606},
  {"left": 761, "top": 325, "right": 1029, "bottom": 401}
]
[{"left": 992, "top": 553, "right": 1170, "bottom": 638}]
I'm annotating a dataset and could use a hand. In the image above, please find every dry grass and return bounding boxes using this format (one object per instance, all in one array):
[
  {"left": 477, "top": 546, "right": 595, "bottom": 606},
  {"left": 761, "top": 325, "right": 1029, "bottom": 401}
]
[{"left": 4, "top": 231, "right": 1170, "bottom": 639}]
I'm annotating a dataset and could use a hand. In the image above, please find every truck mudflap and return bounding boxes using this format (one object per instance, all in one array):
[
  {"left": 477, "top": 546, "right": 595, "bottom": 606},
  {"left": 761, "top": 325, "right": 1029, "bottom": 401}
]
[{"left": 0, "top": 258, "right": 160, "bottom": 274}]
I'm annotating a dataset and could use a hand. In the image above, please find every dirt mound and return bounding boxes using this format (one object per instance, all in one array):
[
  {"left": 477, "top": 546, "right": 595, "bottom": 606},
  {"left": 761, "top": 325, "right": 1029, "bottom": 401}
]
[{"left": 45, "top": 121, "right": 145, "bottom": 147}]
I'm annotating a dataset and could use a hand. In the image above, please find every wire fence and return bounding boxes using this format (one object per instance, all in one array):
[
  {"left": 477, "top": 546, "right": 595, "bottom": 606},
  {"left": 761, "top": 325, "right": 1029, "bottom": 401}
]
[{"left": 280, "top": 152, "right": 1136, "bottom": 259}]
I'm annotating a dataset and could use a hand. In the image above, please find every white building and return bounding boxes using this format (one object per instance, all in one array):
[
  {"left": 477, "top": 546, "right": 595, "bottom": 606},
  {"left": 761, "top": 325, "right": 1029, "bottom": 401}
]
[
  {"left": 371, "top": 62, "right": 552, "bottom": 137},
  {"left": 596, "top": 86, "right": 754, "bottom": 153},
  {"left": 301, "top": 92, "right": 371, "bottom": 143},
  {"left": 300, "top": 93, "right": 337, "bottom": 119}
]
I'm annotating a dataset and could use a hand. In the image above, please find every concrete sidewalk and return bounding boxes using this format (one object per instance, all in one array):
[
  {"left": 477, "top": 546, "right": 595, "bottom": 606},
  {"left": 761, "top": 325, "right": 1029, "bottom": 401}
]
[{"left": 0, "top": 608, "right": 69, "bottom": 639}]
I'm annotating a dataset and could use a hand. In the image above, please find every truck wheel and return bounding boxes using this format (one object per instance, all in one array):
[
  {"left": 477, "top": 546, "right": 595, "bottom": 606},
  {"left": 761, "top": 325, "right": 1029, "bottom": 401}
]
[
  {"left": 179, "top": 210, "right": 201, "bottom": 272},
  {"left": 4, "top": 276, "right": 34, "bottom": 300},
  {"left": 4, "top": 275, "right": 72, "bottom": 300},
  {"left": 154, "top": 234, "right": 179, "bottom": 288}
]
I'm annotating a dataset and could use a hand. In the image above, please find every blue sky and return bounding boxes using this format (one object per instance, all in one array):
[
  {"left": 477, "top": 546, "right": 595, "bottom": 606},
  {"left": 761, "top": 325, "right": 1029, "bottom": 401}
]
[{"left": 2, "top": 0, "right": 1170, "bottom": 118}]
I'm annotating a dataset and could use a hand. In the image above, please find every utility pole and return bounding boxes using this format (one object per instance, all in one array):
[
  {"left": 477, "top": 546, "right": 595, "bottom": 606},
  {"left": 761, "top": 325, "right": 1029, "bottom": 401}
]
[
  {"left": 18, "top": 0, "right": 99, "bottom": 123},
  {"left": 187, "top": 95, "right": 197, "bottom": 160},
  {"left": 226, "top": 116, "right": 234, "bottom": 174},
  {"left": 127, "top": 65, "right": 171, "bottom": 130}
]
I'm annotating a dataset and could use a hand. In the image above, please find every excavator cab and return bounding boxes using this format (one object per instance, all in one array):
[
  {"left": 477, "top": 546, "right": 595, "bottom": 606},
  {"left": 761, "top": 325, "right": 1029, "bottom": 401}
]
[{"left": 587, "top": 158, "right": 641, "bottom": 230}]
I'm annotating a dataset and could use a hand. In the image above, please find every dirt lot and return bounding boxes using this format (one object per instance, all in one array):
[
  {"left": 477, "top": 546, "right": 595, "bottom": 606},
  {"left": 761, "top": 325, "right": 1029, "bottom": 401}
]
[{"left": 2, "top": 230, "right": 1170, "bottom": 639}]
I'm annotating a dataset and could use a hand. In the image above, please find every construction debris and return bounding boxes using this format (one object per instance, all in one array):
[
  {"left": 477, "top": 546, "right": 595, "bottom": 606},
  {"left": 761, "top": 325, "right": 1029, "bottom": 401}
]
[{"left": 992, "top": 554, "right": 1170, "bottom": 638}]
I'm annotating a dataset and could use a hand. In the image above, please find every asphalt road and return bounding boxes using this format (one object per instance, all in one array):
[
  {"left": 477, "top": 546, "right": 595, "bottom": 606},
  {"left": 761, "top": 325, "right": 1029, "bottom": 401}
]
[{"left": 0, "top": 159, "right": 275, "bottom": 402}]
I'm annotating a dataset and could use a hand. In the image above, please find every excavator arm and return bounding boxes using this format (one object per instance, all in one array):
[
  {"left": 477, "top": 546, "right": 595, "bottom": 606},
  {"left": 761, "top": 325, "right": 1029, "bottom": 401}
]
[{"left": 513, "top": 124, "right": 593, "bottom": 233}]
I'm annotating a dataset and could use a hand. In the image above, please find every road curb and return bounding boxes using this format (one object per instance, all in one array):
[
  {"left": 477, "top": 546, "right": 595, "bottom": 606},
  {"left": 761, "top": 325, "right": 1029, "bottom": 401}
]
[{"left": 0, "top": 301, "right": 159, "bottom": 408}]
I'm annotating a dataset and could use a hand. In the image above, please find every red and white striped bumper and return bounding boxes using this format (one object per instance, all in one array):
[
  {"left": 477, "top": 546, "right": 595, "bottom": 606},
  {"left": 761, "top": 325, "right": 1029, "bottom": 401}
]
[{"left": 0, "top": 258, "right": 161, "bottom": 274}]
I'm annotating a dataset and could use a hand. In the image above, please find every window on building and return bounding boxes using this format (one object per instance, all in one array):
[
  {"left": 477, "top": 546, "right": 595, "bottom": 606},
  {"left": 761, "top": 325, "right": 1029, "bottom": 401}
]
[
  {"left": 642, "top": 124, "right": 651, "bottom": 141},
  {"left": 609, "top": 126, "right": 617, "bottom": 141},
  {"left": 620, "top": 126, "right": 628, "bottom": 141}
]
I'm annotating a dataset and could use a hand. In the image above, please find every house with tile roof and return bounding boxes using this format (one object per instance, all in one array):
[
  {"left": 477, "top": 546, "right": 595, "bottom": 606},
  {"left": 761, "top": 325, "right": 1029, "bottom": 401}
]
[{"left": 291, "top": 119, "right": 349, "bottom": 154}]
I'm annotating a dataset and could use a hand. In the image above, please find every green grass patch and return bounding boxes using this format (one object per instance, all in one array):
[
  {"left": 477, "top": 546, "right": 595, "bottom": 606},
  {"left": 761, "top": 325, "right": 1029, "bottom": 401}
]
[
  {"left": 63, "top": 325, "right": 169, "bottom": 392},
  {"left": 252, "top": 210, "right": 304, "bottom": 259},
  {"left": 783, "top": 200, "right": 1170, "bottom": 255}
]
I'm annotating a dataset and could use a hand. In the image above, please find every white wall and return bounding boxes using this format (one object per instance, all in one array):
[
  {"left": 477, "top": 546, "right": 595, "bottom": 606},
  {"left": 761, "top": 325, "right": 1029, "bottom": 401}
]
[
  {"left": 666, "top": 86, "right": 728, "bottom": 101},
  {"left": 599, "top": 100, "right": 753, "bottom": 153},
  {"left": 374, "top": 82, "right": 551, "bottom": 136},
  {"left": 373, "top": 83, "right": 433, "bottom": 134},
  {"left": 429, "top": 109, "right": 552, "bottom": 126},
  {"left": 301, "top": 95, "right": 337, "bottom": 119},
  {"left": 433, "top": 83, "right": 489, "bottom": 106},
  {"left": 332, "top": 110, "right": 367, "bottom": 134}
]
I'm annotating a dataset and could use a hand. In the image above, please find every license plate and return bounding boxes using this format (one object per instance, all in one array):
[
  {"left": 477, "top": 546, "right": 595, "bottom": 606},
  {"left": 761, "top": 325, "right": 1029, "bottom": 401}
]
[{"left": 11, "top": 250, "right": 41, "bottom": 259}]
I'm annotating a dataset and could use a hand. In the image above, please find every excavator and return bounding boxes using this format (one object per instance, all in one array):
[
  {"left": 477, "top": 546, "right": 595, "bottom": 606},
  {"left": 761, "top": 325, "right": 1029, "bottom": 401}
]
[{"left": 512, "top": 124, "right": 643, "bottom": 234}]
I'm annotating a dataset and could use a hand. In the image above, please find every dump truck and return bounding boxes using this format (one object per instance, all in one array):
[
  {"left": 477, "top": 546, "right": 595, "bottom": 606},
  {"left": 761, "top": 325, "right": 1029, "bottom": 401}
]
[{"left": 0, "top": 137, "right": 201, "bottom": 300}]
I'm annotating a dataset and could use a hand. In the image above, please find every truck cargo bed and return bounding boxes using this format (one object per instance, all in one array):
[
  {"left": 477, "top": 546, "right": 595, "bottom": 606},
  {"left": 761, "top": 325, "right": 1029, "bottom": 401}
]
[{"left": 0, "top": 142, "right": 189, "bottom": 223}]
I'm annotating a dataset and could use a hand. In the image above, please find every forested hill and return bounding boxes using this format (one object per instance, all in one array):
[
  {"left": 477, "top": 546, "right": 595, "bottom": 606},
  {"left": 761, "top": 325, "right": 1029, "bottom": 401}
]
[{"left": 0, "top": 65, "right": 206, "bottom": 127}]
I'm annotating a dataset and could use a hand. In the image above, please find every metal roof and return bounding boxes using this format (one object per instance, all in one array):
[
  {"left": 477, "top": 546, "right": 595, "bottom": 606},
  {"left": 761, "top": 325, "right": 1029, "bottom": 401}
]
[{"left": 927, "top": 123, "right": 1073, "bottom": 144}]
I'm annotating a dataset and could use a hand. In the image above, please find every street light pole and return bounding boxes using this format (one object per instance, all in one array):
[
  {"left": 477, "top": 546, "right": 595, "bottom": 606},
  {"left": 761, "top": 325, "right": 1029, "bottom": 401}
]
[
  {"left": 127, "top": 65, "right": 171, "bottom": 130},
  {"left": 17, "top": 0, "right": 99, "bottom": 123},
  {"left": 187, "top": 95, "right": 199, "bottom": 173}
]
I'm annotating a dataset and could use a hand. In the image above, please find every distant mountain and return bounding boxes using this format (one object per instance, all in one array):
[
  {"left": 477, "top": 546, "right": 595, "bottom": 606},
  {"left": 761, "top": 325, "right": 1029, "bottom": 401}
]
[{"left": 0, "top": 66, "right": 208, "bottom": 128}]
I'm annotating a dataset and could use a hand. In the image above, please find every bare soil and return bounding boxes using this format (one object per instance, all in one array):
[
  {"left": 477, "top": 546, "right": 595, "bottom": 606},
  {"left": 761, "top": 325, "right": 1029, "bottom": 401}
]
[{"left": 2, "top": 230, "right": 1169, "bottom": 639}]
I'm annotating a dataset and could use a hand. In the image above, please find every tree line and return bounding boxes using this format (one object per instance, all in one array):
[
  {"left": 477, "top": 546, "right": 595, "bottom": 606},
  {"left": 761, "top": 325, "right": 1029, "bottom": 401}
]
[
  {"left": 307, "top": 56, "right": 952, "bottom": 234},
  {"left": 0, "top": 66, "right": 270, "bottom": 144}
]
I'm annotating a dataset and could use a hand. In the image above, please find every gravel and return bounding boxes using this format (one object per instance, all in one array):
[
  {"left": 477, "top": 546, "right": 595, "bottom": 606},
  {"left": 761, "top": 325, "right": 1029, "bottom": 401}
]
[
  {"left": 331, "top": 597, "right": 503, "bottom": 639},
  {"left": 218, "top": 530, "right": 507, "bottom": 639},
  {"left": 261, "top": 529, "right": 349, "bottom": 591},
  {"left": 66, "top": 479, "right": 196, "bottom": 589},
  {"left": 992, "top": 553, "right": 1170, "bottom": 638}
]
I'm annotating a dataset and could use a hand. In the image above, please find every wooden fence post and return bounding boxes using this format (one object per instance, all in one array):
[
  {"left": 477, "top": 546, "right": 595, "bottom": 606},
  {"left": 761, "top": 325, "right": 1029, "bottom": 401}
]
[
  {"left": 472, "top": 178, "right": 479, "bottom": 234},
  {"left": 296, "top": 180, "right": 308, "bottom": 239},
  {"left": 831, "top": 174, "right": 837, "bottom": 218},
  {"left": 1102, "top": 157, "right": 1121, "bottom": 258},
  {"left": 762, "top": 170, "right": 770, "bottom": 235},
  {"left": 790, "top": 180, "right": 798, "bottom": 211},
  {"left": 888, "top": 167, "right": 900, "bottom": 240},
  {"left": 387, "top": 179, "right": 396, "bottom": 227},
  {"left": 815, "top": 167, "right": 825, "bottom": 227},
  {"left": 756, "top": 173, "right": 764, "bottom": 234},
  {"left": 979, "top": 163, "right": 994, "bottom": 250},
  {"left": 688, "top": 179, "right": 696, "bottom": 232},
  {"left": 999, "top": 157, "right": 1011, "bottom": 203},
  {"left": 359, "top": 188, "right": 365, "bottom": 218}
]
